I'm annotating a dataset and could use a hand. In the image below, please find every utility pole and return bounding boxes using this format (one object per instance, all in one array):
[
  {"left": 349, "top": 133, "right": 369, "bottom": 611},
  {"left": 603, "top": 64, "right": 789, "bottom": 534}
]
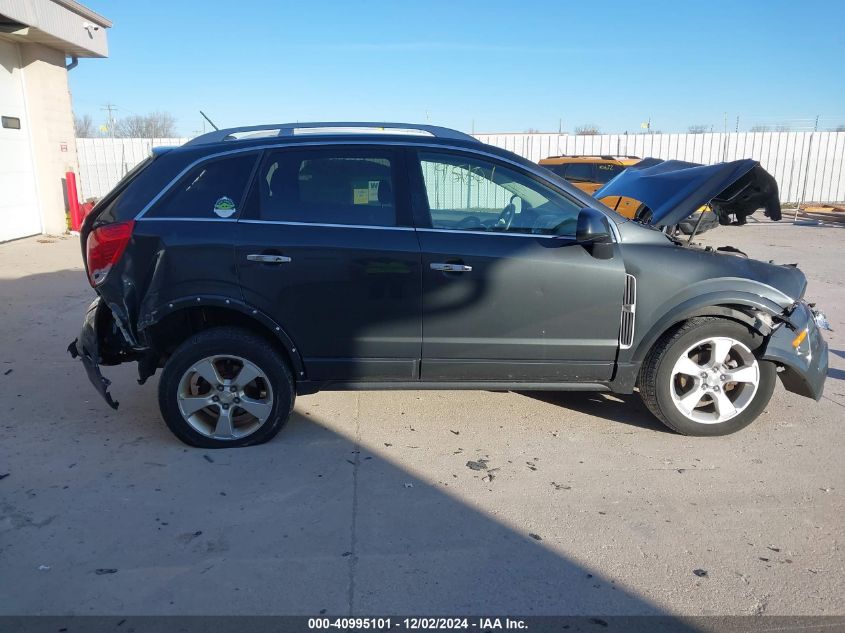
[
  {"left": 735, "top": 115, "right": 740, "bottom": 133},
  {"left": 101, "top": 103, "right": 117, "bottom": 137}
]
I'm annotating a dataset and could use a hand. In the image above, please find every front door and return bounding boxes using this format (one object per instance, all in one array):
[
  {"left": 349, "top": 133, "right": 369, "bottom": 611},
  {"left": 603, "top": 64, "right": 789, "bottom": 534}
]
[
  {"left": 410, "top": 149, "right": 626, "bottom": 382},
  {"left": 236, "top": 145, "right": 421, "bottom": 382}
]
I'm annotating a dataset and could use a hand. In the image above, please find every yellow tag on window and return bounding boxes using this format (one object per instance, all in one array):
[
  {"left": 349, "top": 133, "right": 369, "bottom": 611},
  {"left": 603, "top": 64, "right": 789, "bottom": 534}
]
[{"left": 353, "top": 188, "right": 369, "bottom": 205}]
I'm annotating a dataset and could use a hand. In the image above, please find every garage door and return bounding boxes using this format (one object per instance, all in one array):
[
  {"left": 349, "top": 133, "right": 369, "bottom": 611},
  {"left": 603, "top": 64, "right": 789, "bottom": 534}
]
[{"left": 0, "top": 39, "right": 41, "bottom": 242}]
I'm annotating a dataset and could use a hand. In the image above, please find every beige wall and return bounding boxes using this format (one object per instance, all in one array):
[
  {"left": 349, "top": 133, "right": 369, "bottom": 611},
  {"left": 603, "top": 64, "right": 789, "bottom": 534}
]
[{"left": 18, "top": 41, "right": 78, "bottom": 234}]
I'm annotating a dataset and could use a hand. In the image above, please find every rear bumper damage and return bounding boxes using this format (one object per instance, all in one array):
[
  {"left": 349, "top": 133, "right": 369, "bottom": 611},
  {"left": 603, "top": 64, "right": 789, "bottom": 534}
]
[
  {"left": 67, "top": 298, "right": 122, "bottom": 409},
  {"left": 762, "top": 301, "right": 829, "bottom": 401}
]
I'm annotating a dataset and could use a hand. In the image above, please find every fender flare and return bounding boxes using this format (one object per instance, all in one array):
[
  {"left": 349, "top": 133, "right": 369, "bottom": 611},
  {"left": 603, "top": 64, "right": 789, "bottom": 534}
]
[
  {"left": 139, "top": 294, "right": 306, "bottom": 379},
  {"left": 626, "top": 291, "right": 785, "bottom": 365}
]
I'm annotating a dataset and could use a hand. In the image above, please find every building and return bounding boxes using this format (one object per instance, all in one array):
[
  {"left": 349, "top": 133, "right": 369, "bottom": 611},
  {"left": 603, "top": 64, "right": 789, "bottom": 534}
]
[{"left": 0, "top": 0, "right": 110, "bottom": 242}]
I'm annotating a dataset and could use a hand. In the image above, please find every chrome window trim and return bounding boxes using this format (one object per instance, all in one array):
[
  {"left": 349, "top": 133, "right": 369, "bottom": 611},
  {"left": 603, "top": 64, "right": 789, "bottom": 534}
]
[
  {"left": 416, "top": 228, "right": 573, "bottom": 240},
  {"left": 239, "top": 219, "right": 414, "bottom": 232},
  {"left": 136, "top": 217, "right": 236, "bottom": 222},
  {"left": 133, "top": 139, "right": 622, "bottom": 243},
  {"left": 135, "top": 217, "right": 569, "bottom": 237},
  {"left": 133, "top": 217, "right": 570, "bottom": 237}
]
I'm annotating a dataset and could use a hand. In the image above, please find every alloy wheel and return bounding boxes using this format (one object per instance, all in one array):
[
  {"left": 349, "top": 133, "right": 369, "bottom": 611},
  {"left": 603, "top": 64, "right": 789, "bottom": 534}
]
[
  {"left": 668, "top": 336, "right": 760, "bottom": 424},
  {"left": 177, "top": 355, "right": 274, "bottom": 440}
]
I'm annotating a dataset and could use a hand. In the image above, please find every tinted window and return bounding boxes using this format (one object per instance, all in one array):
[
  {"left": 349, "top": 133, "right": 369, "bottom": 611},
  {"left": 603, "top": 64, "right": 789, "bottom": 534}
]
[
  {"left": 418, "top": 152, "right": 581, "bottom": 236},
  {"left": 563, "top": 163, "right": 594, "bottom": 182},
  {"left": 146, "top": 153, "right": 258, "bottom": 219},
  {"left": 594, "top": 163, "right": 625, "bottom": 184},
  {"left": 541, "top": 164, "right": 567, "bottom": 177},
  {"left": 255, "top": 149, "right": 396, "bottom": 227}
]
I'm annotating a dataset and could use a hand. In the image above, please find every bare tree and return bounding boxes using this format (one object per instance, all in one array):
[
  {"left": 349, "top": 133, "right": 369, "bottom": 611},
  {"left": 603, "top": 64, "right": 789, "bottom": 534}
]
[
  {"left": 749, "top": 125, "right": 771, "bottom": 132},
  {"left": 574, "top": 124, "right": 600, "bottom": 135},
  {"left": 115, "top": 111, "right": 177, "bottom": 138},
  {"left": 524, "top": 127, "right": 540, "bottom": 133},
  {"left": 834, "top": 125, "right": 845, "bottom": 132},
  {"left": 74, "top": 113, "right": 95, "bottom": 137},
  {"left": 687, "top": 124, "right": 709, "bottom": 134}
]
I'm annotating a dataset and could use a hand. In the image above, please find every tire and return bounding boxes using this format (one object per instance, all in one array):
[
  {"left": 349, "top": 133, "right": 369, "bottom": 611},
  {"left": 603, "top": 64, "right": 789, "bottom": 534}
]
[
  {"left": 158, "top": 327, "right": 295, "bottom": 448},
  {"left": 638, "top": 317, "right": 776, "bottom": 436}
]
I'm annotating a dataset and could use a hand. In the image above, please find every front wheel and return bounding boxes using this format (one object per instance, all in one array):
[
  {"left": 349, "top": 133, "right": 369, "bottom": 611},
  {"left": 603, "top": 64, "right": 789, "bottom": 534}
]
[
  {"left": 158, "top": 327, "right": 294, "bottom": 448},
  {"left": 639, "top": 317, "right": 776, "bottom": 436}
]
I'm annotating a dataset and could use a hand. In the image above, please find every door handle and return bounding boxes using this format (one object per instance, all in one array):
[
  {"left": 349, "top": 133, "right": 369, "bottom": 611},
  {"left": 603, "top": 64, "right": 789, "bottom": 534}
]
[
  {"left": 247, "top": 254, "right": 292, "bottom": 264},
  {"left": 430, "top": 263, "right": 472, "bottom": 272}
]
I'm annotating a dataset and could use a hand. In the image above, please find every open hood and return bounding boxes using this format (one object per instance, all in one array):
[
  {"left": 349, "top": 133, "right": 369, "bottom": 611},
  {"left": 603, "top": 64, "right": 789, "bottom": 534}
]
[{"left": 594, "top": 158, "right": 782, "bottom": 227}]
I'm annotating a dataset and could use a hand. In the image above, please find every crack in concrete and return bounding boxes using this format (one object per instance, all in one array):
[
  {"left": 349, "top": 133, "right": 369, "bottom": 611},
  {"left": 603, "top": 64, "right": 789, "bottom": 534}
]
[
  {"left": 346, "top": 394, "right": 361, "bottom": 616},
  {"left": 822, "top": 394, "right": 845, "bottom": 409}
]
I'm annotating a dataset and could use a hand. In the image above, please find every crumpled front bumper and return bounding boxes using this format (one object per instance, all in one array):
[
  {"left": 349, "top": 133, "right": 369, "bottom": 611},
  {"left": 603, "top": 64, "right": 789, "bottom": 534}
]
[
  {"left": 67, "top": 297, "right": 119, "bottom": 409},
  {"left": 761, "top": 301, "right": 829, "bottom": 401}
]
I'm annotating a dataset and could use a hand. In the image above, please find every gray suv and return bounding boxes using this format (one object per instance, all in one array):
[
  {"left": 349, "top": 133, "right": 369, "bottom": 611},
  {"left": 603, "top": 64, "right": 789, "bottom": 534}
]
[{"left": 68, "top": 122, "right": 829, "bottom": 448}]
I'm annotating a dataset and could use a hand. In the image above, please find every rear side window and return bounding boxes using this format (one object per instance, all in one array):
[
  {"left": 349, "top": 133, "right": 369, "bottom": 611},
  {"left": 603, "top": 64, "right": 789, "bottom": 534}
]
[
  {"left": 253, "top": 149, "right": 396, "bottom": 227},
  {"left": 594, "top": 163, "right": 624, "bottom": 184},
  {"left": 86, "top": 156, "right": 155, "bottom": 224},
  {"left": 541, "top": 164, "right": 567, "bottom": 177},
  {"left": 563, "top": 163, "right": 594, "bottom": 182},
  {"left": 146, "top": 153, "right": 258, "bottom": 219}
]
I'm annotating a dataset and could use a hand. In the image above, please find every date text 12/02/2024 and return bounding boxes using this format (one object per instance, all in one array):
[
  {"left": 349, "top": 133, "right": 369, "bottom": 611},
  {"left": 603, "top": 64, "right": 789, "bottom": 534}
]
[{"left": 307, "top": 618, "right": 528, "bottom": 630}]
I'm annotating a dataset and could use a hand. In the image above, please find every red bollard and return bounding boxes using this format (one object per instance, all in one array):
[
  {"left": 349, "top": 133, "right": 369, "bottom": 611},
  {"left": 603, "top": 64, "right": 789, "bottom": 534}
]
[{"left": 67, "top": 171, "right": 82, "bottom": 231}]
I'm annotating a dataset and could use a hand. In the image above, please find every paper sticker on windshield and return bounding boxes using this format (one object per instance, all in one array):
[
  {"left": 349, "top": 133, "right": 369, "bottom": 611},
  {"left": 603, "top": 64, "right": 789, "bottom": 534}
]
[
  {"left": 213, "top": 196, "right": 236, "bottom": 218},
  {"left": 368, "top": 180, "right": 380, "bottom": 202}
]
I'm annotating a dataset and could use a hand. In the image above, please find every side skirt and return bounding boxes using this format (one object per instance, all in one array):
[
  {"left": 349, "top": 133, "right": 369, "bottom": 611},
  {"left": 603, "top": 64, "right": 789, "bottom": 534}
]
[{"left": 296, "top": 380, "right": 611, "bottom": 395}]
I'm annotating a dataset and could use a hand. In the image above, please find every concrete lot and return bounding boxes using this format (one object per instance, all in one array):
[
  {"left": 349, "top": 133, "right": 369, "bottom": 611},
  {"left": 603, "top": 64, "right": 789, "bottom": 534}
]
[{"left": 0, "top": 220, "right": 842, "bottom": 618}]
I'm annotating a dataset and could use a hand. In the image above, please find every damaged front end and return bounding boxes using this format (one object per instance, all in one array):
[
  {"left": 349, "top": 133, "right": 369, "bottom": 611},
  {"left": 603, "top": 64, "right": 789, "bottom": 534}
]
[
  {"left": 67, "top": 297, "right": 140, "bottom": 410},
  {"left": 761, "top": 301, "right": 830, "bottom": 401}
]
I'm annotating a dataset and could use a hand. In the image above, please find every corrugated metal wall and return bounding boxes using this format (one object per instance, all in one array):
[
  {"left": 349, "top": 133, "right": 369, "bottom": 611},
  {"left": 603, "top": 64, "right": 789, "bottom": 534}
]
[
  {"left": 77, "top": 131, "right": 845, "bottom": 204},
  {"left": 474, "top": 131, "right": 845, "bottom": 203}
]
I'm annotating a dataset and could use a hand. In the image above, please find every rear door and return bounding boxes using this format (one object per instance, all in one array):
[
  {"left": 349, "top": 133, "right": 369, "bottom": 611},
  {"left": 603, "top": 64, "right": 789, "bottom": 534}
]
[
  {"left": 133, "top": 151, "right": 260, "bottom": 307},
  {"left": 410, "top": 149, "right": 626, "bottom": 382},
  {"left": 236, "top": 145, "right": 422, "bottom": 382}
]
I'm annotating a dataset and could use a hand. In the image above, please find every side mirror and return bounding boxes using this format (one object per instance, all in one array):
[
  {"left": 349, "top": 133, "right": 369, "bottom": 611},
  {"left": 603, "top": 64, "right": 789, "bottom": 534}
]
[{"left": 576, "top": 207, "right": 614, "bottom": 258}]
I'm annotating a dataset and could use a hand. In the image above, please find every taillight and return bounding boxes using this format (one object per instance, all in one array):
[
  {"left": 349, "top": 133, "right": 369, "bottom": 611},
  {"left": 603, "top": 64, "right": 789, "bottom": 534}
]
[{"left": 86, "top": 220, "right": 135, "bottom": 287}]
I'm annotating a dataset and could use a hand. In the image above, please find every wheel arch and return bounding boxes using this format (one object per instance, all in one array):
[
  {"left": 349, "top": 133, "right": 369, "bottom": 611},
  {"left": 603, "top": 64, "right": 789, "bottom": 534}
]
[
  {"left": 137, "top": 296, "right": 306, "bottom": 382},
  {"left": 626, "top": 292, "right": 784, "bottom": 366}
]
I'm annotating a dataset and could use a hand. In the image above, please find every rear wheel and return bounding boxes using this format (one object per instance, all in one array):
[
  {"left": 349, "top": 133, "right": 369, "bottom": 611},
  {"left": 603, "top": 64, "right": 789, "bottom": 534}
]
[
  {"left": 639, "top": 317, "right": 776, "bottom": 436},
  {"left": 158, "top": 327, "right": 294, "bottom": 448}
]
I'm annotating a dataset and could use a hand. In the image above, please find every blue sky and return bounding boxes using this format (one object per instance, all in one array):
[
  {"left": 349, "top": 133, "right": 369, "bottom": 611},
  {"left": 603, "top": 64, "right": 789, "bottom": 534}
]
[{"left": 71, "top": 0, "right": 845, "bottom": 136}]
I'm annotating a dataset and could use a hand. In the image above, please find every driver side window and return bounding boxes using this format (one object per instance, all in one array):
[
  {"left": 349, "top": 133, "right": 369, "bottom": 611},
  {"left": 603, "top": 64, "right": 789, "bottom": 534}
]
[{"left": 417, "top": 151, "right": 581, "bottom": 236}]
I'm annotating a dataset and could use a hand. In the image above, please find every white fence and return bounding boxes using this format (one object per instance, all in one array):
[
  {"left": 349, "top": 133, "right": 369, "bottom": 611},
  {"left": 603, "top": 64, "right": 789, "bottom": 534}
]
[
  {"left": 76, "top": 137, "right": 189, "bottom": 200},
  {"left": 475, "top": 132, "right": 845, "bottom": 204},
  {"left": 77, "top": 131, "right": 845, "bottom": 204}
]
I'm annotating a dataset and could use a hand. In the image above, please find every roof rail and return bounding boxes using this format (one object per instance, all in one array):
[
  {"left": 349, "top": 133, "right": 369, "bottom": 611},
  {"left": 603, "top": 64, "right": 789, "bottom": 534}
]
[
  {"left": 543, "top": 154, "right": 641, "bottom": 160},
  {"left": 184, "top": 122, "right": 479, "bottom": 146}
]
